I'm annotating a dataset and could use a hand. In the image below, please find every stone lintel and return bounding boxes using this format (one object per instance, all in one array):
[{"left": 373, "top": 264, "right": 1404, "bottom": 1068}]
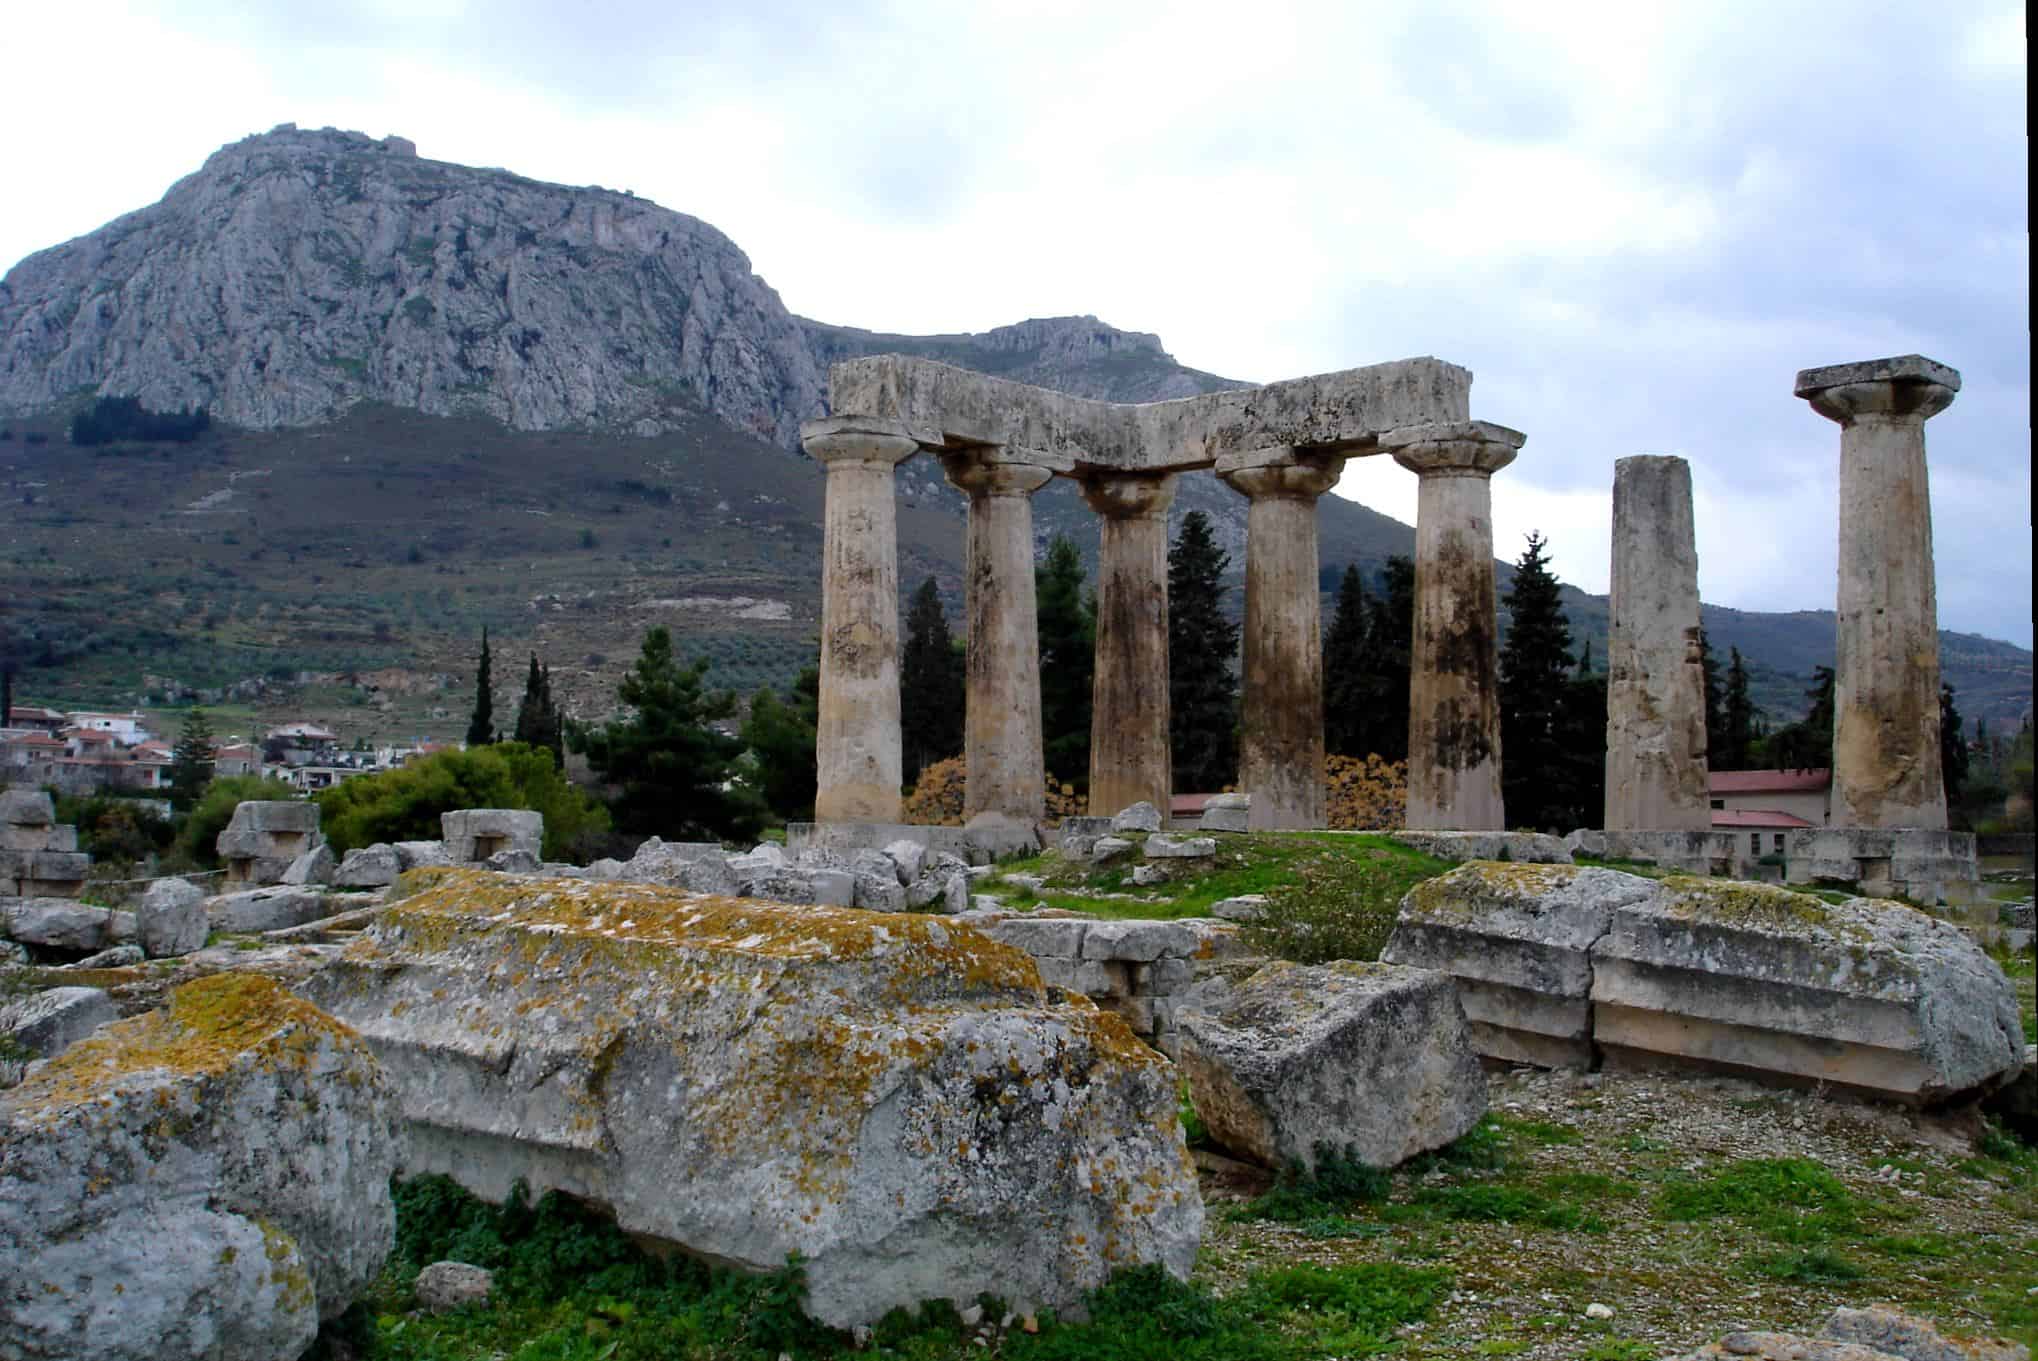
[
  {"left": 1793, "top": 354, "right": 1961, "bottom": 400},
  {"left": 827, "top": 354, "right": 1471, "bottom": 472},
  {"left": 800, "top": 415, "right": 928, "bottom": 462}
]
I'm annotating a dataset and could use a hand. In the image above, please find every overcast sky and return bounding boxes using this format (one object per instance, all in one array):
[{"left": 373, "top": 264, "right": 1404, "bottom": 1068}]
[{"left": 4, "top": 1, "right": 2029, "bottom": 646}]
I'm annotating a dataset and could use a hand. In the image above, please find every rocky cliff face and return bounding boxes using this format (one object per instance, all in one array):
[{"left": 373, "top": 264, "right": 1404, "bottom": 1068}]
[{"left": 0, "top": 126, "right": 1227, "bottom": 446}]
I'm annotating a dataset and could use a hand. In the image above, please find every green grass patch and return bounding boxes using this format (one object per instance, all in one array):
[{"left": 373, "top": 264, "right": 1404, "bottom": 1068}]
[
  {"left": 1750, "top": 1247, "right": 1868, "bottom": 1283},
  {"left": 1656, "top": 1157, "right": 1868, "bottom": 1245}
]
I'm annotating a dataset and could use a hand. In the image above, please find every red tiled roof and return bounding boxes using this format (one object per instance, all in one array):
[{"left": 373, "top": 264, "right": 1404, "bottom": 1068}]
[
  {"left": 1172, "top": 793, "right": 1215, "bottom": 815},
  {"left": 1709, "top": 768, "right": 1829, "bottom": 794},
  {"left": 4, "top": 732, "right": 63, "bottom": 747},
  {"left": 1711, "top": 809, "right": 1815, "bottom": 829}
]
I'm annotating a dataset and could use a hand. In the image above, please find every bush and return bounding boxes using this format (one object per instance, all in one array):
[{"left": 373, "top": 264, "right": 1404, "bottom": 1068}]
[
  {"left": 173, "top": 774, "right": 299, "bottom": 867},
  {"left": 900, "top": 755, "right": 1087, "bottom": 827},
  {"left": 52, "top": 794, "right": 175, "bottom": 862},
  {"left": 1325, "top": 754, "right": 1407, "bottom": 829},
  {"left": 1244, "top": 843, "right": 1443, "bottom": 964},
  {"left": 314, "top": 743, "right": 609, "bottom": 861},
  {"left": 69, "top": 395, "right": 209, "bottom": 446}
]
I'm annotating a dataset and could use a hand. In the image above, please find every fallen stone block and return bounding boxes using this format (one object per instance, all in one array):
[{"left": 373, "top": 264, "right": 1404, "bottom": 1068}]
[
  {"left": 1175, "top": 960, "right": 1487, "bottom": 1171},
  {"left": 682, "top": 855, "right": 742, "bottom": 896},
  {"left": 1381, "top": 863, "right": 1656, "bottom": 1068},
  {"left": 282, "top": 842, "right": 337, "bottom": 886},
  {"left": 416, "top": 1261, "right": 495, "bottom": 1314},
  {"left": 1665, "top": 1303, "right": 2030, "bottom": 1360},
  {"left": 1080, "top": 919, "right": 1196, "bottom": 963},
  {"left": 301, "top": 869, "right": 1202, "bottom": 1329},
  {"left": 1590, "top": 877, "right": 2026, "bottom": 1104},
  {"left": 882, "top": 838, "right": 927, "bottom": 883},
  {"left": 622, "top": 838, "right": 725, "bottom": 885},
  {"left": 1145, "top": 834, "right": 1216, "bottom": 859},
  {"left": 1210, "top": 894, "right": 1268, "bottom": 923},
  {"left": 70, "top": 944, "right": 145, "bottom": 969},
  {"left": 0, "top": 974, "right": 400, "bottom": 1360},
  {"left": 0, "top": 986, "right": 118, "bottom": 1069},
  {"left": 1111, "top": 802, "right": 1163, "bottom": 833},
  {"left": 335, "top": 844, "right": 402, "bottom": 889},
  {"left": 441, "top": 808, "right": 543, "bottom": 865},
  {"left": 1390, "top": 831, "right": 1573, "bottom": 865},
  {"left": 393, "top": 840, "right": 451, "bottom": 870},
  {"left": 1199, "top": 793, "right": 1250, "bottom": 834},
  {"left": 1131, "top": 864, "right": 1167, "bottom": 886},
  {"left": 2, "top": 897, "right": 135, "bottom": 953},
  {"left": 208, "top": 885, "right": 334, "bottom": 934},
  {"left": 138, "top": 877, "right": 210, "bottom": 958},
  {"left": 217, "top": 801, "right": 321, "bottom": 887},
  {"left": 1090, "top": 836, "right": 1135, "bottom": 864},
  {"left": 482, "top": 848, "right": 543, "bottom": 874},
  {"left": 981, "top": 917, "right": 1090, "bottom": 960},
  {"left": 0, "top": 790, "right": 55, "bottom": 826}
]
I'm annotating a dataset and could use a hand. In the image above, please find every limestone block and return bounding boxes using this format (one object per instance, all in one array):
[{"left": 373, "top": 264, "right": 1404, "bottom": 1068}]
[
  {"left": 416, "top": 1261, "right": 495, "bottom": 1314},
  {"left": 882, "top": 838, "right": 927, "bottom": 883},
  {"left": 981, "top": 917, "right": 1090, "bottom": 959},
  {"left": 1145, "top": 834, "right": 1216, "bottom": 859},
  {"left": 0, "top": 975, "right": 400, "bottom": 1360},
  {"left": 677, "top": 855, "right": 738, "bottom": 896},
  {"left": 1, "top": 824, "right": 57, "bottom": 852},
  {"left": 1130, "top": 864, "right": 1167, "bottom": 886},
  {"left": 1602, "top": 829, "right": 1739, "bottom": 876},
  {"left": 300, "top": 870, "right": 1202, "bottom": 1328},
  {"left": 394, "top": 840, "right": 452, "bottom": 870},
  {"left": 2, "top": 898, "right": 134, "bottom": 952},
  {"left": 42, "top": 825, "right": 77, "bottom": 853},
  {"left": 335, "top": 845, "right": 402, "bottom": 889},
  {"left": 1175, "top": 961, "right": 1487, "bottom": 1171},
  {"left": 1032, "top": 956, "right": 1116, "bottom": 995},
  {"left": 441, "top": 808, "right": 544, "bottom": 864},
  {"left": 621, "top": 838, "right": 725, "bottom": 885},
  {"left": 1080, "top": 919, "right": 1196, "bottom": 963},
  {"left": 852, "top": 869, "right": 906, "bottom": 913},
  {"left": 1139, "top": 957, "right": 1197, "bottom": 993},
  {"left": 1381, "top": 863, "right": 1655, "bottom": 1067},
  {"left": 1821, "top": 1304, "right": 2029, "bottom": 1360},
  {"left": 282, "top": 842, "right": 337, "bottom": 886},
  {"left": 483, "top": 848, "right": 544, "bottom": 874},
  {"left": 236, "top": 801, "right": 322, "bottom": 834},
  {"left": 1090, "top": 836, "right": 1135, "bottom": 863},
  {"left": 1589, "top": 877, "right": 2025, "bottom": 1103},
  {"left": 1210, "top": 894, "right": 1268, "bottom": 923},
  {"left": 0, "top": 789, "right": 56, "bottom": 825},
  {"left": 72, "top": 944, "right": 146, "bottom": 968},
  {"left": 0, "top": 986, "right": 118, "bottom": 1065},
  {"left": 138, "top": 878, "right": 210, "bottom": 958},
  {"left": 1060, "top": 834, "right": 1100, "bottom": 859},
  {"left": 207, "top": 886, "right": 334, "bottom": 934},
  {"left": 1390, "top": 831, "right": 1573, "bottom": 865},
  {"left": 1176, "top": 919, "right": 1255, "bottom": 963},
  {"left": 1200, "top": 794, "right": 1250, "bottom": 834},
  {"left": 1111, "top": 802, "right": 1163, "bottom": 833}
]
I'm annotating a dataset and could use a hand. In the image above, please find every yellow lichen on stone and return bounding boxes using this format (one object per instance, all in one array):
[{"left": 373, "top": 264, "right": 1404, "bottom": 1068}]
[
  {"left": 1655, "top": 875, "right": 1869, "bottom": 940},
  {"left": 1403, "top": 861, "right": 1585, "bottom": 918}
]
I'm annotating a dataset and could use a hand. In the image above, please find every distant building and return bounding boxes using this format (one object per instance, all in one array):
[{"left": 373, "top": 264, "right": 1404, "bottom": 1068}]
[
  {"left": 3, "top": 706, "right": 69, "bottom": 735},
  {"left": 1709, "top": 769, "right": 1832, "bottom": 843},
  {"left": 265, "top": 722, "right": 340, "bottom": 767},
  {"left": 213, "top": 742, "right": 261, "bottom": 777},
  {"left": 66, "top": 711, "right": 154, "bottom": 745}
]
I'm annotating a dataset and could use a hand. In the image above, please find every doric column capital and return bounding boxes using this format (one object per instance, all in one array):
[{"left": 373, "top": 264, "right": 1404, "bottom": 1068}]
[
  {"left": 1216, "top": 449, "right": 1343, "bottom": 502},
  {"left": 941, "top": 449, "right": 1054, "bottom": 499},
  {"left": 801, "top": 416, "right": 921, "bottom": 468},
  {"left": 1079, "top": 471, "right": 1177, "bottom": 520},
  {"left": 1795, "top": 355, "right": 1960, "bottom": 427},
  {"left": 1382, "top": 421, "right": 1524, "bottom": 478}
]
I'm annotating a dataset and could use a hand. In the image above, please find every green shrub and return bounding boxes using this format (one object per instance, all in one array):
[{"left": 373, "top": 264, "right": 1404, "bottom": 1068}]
[
  {"left": 1243, "top": 844, "right": 1442, "bottom": 964},
  {"left": 314, "top": 743, "right": 609, "bottom": 861},
  {"left": 173, "top": 774, "right": 298, "bottom": 867}
]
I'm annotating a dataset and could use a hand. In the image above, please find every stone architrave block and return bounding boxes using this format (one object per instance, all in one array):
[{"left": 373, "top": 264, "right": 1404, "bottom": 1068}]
[
  {"left": 1175, "top": 960, "right": 1487, "bottom": 1171},
  {"left": 335, "top": 846, "right": 402, "bottom": 889},
  {"left": 0, "top": 986, "right": 118, "bottom": 1066},
  {"left": 218, "top": 801, "right": 322, "bottom": 887},
  {"left": 981, "top": 917, "right": 1090, "bottom": 960},
  {"left": 2, "top": 898, "right": 134, "bottom": 952},
  {"left": 440, "top": 809, "right": 543, "bottom": 865},
  {"left": 300, "top": 870, "right": 1202, "bottom": 1329},
  {"left": 622, "top": 838, "right": 726, "bottom": 885},
  {"left": 393, "top": 841, "right": 451, "bottom": 870},
  {"left": 0, "top": 975, "right": 400, "bottom": 1360},
  {"left": 1110, "top": 802, "right": 1164, "bottom": 833},
  {"left": 1381, "top": 863, "right": 1655, "bottom": 1068},
  {"left": 1090, "top": 836, "right": 1135, "bottom": 864},
  {"left": 1144, "top": 835, "right": 1216, "bottom": 859},
  {"left": 207, "top": 886, "right": 334, "bottom": 935},
  {"left": 138, "top": 878, "right": 210, "bottom": 958},
  {"left": 1589, "top": 877, "right": 2025, "bottom": 1103},
  {"left": 1390, "top": 831, "right": 1573, "bottom": 865},
  {"left": 1199, "top": 794, "right": 1250, "bottom": 834},
  {"left": 282, "top": 843, "right": 337, "bottom": 886},
  {"left": 0, "top": 790, "right": 57, "bottom": 826},
  {"left": 1079, "top": 919, "right": 1196, "bottom": 963}
]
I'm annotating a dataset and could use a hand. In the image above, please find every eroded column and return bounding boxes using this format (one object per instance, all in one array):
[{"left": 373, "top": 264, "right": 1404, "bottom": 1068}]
[
  {"left": 1796, "top": 355, "right": 1960, "bottom": 830},
  {"left": 944, "top": 452, "right": 1054, "bottom": 828},
  {"left": 803, "top": 417, "right": 919, "bottom": 823},
  {"left": 1218, "top": 452, "right": 1345, "bottom": 830},
  {"left": 1081, "top": 473, "right": 1179, "bottom": 818},
  {"left": 1605, "top": 455, "right": 1710, "bottom": 831},
  {"left": 1383, "top": 421, "right": 1524, "bottom": 830}
]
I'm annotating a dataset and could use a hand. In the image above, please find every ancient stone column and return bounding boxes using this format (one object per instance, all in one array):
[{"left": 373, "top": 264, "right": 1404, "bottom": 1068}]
[
  {"left": 802, "top": 417, "right": 920, "bottom": 823},
  {"left": 1796, "top": 355, "right": 1960, "bottom": 830},
  {"left": 1218, "top": 452, "right": 1345, "bottom": 830},
  {"left": 1080, "top": 473, "right": 1179, "bottom": 818},
  {"left": 1605, "top": 455, "right": 1710, "bottom": 831},
  {"left": 1382, "top": 421, "right": 1524, "bottom": 831},
  {"left": 944, "top": 452, "right": 1054, "bottom": 828}
]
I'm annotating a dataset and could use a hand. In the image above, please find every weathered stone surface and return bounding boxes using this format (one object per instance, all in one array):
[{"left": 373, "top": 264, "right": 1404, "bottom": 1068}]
[
  {"left": 1665, "top": 1303, "right": 2029, "bottom": 1360},
  {"left": 0, "top": 790, "right": 55, "bottom": 825},
  {"left": 1381, "top": 863, "right": 1655, "bottom": 1067},
  {"left": 1591, "top": 877, "right": 2025, "bottom": 1103},
  {"left": 415, "top": 1261, "right": 496, "bottom": 1314},
  {"left": 1199, "top": 793, "right": 1251, "bottom": 834},
  {"left": 1082, "top": 473, "right": 1177, "bottom": 818},
  {"left": 281, "top": 842, "right": 337, "bottom": 886},
  {"left": 1130, "top": 864, "right": 1167, "bottom": 886},
  {"left": 1080, "top": 919, "right": 1196, "bottom": 963},
  {"left": 300, "top": 869, "right": 1202, "bottom": 1328},
  {"left": 1091, "top": 836, "right": 1135, "bottom": 863},
  {"left": 1391, "top": 830, "right": 1573, "bottom": 865},
  {"left": 0, "top": 974, "right": 400, "bottom": 1360},
  {"left": 2, "top": 898, "right": 135, "bottom": 952},
  {"left": 393, "top": 840, "right": 452, "bottom": 870},
  {"left": 207, "top": 885, "right": 333, "bottom": 934},
  {"left": 0, "top": 986, "right": 117, "bottom": 1067},
  {"left": 335, "top": 844, "right": 403, "bottom": 889},
  {"left": 441, "top": 808, "right": 543, "bottom": 864},
  {"left": 1175, "top": 961, "right": 1486, "bottom": 1171},
  {"left": 71, "top": 944, "right": 146, "bottom": 969},
  {"left": 217, "top": 800, "right": 321, "bottom": 887},
  {"left": 483, "top": 847, "right": 544, "bottom": 874},
  {"left": 1145, "top": 834, "right": 1217, "bottom": 859},
  {"left": 1210, "top": 894, "right": 1269, "bottom": 923},
  {"left": 1112, "top": 802, "right": 1164, "bottom": 833},
  {"left": 138, "top": 877, "right": 210, "bottom": 958},
  {"left": 882, "top": 839, "right": 927, "bottom": 883}
]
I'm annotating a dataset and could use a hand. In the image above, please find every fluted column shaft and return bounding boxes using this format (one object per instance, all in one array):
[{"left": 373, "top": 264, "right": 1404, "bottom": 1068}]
[
  {"left": 945, "top": 453, "right": 1054, "bottom": 827},
  {"left": 1797, "top": 356, "right": 1960, "bottom": 830},
  {"left": 804, "top": 418, "right": 918, "bottom": 823},
  {"left": 1218, "top": 453, "right": 1344, "bottom": 831},
  {"left": 1605, "top": 455, "right": 1710, "bottom": 831},
  {"left": 1384, "top": 421, "right": 1524, "bottom": 831},
  {"left": 1081, "top": 473, "right": 1178, "bottom": 818}
]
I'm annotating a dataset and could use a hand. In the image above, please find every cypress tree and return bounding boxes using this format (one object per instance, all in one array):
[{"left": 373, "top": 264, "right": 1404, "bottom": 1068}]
[
  {"left": 1767, "top": 666, "right": 1836, "bottom": 772},
  {"left": 1499, "top": 531, "right": 1580, "bottom": 831},
  {"left": 1941, "top": 682, "right": 1968, "bottom": 812},
  {"left": 466, "top": 628, "right": 495, "bottom": 748},
  {"left": 167, "top": 708, "right": 216, "bottom": 815},
  {"left": 513, "top": 654, "right": 565, "bottom": 766},
  {"left": 1358, "top": 555, "right": 1416, "bottom": 763},
  {"left": 1168, "top": 511, "right": 1239, "bottom": 791},
  {"left": 1036, "top": 536, "right": 1095, "bottom": 789},
  {"left": 899, "top": 579, "right": 965, "bottom": 784},
  {"left": 1323, "top": 565, "right": 1371, "bottom": 758},
  {"left": 1698, "top": 629, "right": 1726, "bottom": 768},
  {"left": 1721, "top": 647, "right": 1755, "bottom": 772}
]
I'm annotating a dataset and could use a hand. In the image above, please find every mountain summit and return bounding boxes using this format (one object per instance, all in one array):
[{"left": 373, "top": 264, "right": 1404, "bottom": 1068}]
[{"left": 0, "top": 125, "right": 1228, "bottom": 446}]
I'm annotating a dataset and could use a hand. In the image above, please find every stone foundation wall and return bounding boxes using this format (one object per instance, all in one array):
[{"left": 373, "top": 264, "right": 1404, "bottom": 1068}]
[{"left": 0, "top": 791, "right": 89, "bottom": 898}]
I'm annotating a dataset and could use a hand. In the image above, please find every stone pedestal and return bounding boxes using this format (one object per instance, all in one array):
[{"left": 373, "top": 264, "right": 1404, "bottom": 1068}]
[
  {"left": 804, "top": 418, "right": 920, "bottom": 824},
  {"left": 1796, "top": 355, "right": 1960, "bottom": 830},
  {"left": 1383, "top": 422, "right": 1524, "bottom": 831},
  {"left": 1605, "top": 455, "right": 1709, "bottom": 831},
  {"left": 945, "top": 452, "right": 1054, "bottom": 828},
  {"left": 1218, "top": 452, "right": 1345, "bottom": 831},
  {"left": 1081, "top": 473, "right": 1178, "bottom": 819}
]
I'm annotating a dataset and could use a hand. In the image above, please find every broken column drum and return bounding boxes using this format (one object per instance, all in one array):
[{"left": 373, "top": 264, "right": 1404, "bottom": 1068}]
[
  {"left": 1384, "top": 422, "right": 1524, "bottom": 831},
  {"left": 1083, "top": 473, "right": 1179, "bottom": 819},
  {"left": 1219, "top": 453, "right": 1346, "bottom": 831},
  {"left": 945, "top": 451, "right": 1054, "bottom": 828},
  {"left": 1795, "top": 356, "right": 1960, "bottom": 830},
  {"left": 805, "top": 419, "right": 920, "bottom": 824},
  {"left": 1604, "top": 455, "right": 1710, "bottom": 831}
]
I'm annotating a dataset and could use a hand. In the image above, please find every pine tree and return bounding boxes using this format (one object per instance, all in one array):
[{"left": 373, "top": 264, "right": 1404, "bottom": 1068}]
[
  {"left": 167, "top": 708, "right": 216, "bottom": 815},
  {"left": 1168, "top": 511, "right": 1239, "bottom": 792},
  {"left": 899, "top": 579, "right": 965, "bottom": 784},
  {"left": 1720, "top": 647, "right": 1755, "bottom": 772},
  {"left": 1036, "top": 536, "right": 1095, "bottom": 789},
  {"left": 570, "top": 626, "right": 765, "bottom": 841},
  {"left": 1358, "top": 556, "right": 1416, "bottom": 763},
  {"left": 1499, "top": 532, "right": 1581, "bottom": 831},
  {"left": 743, "top": 666, "right": 820, "bottom": 823},
  {"left": 1767, "top": 666, "right": 1836, "bottom": 772},
  {"left": 1323, "top": 565, "right": 1371, "bottom": 758},
  {"left": 466, "top": 627, "right": 495, "bottom": 748},
  {"left": 513, "top": 654, "right": 565, "bottom": 766}
]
